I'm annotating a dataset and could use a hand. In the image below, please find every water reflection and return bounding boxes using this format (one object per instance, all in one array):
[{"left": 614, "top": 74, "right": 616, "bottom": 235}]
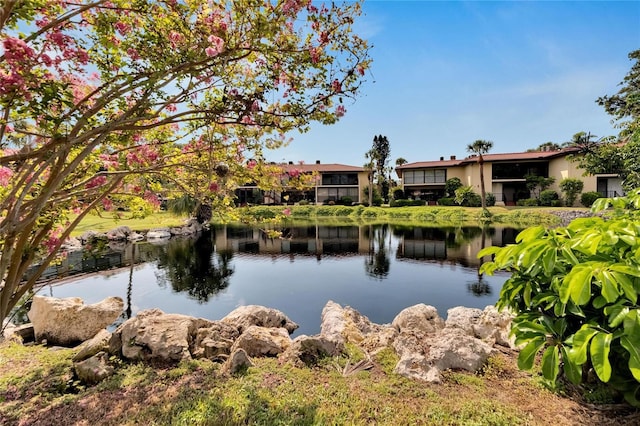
[
  {"left": 32, "top": 223, "right": 521, "bottom": 336},
  {"left": 154, "top": 231, "right": 234, "bottom": 303}
]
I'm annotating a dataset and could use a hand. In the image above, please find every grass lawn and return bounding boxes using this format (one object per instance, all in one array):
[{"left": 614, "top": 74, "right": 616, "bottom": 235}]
[{"left": 70, "top": 211, "right": 189, "bottom": 236}]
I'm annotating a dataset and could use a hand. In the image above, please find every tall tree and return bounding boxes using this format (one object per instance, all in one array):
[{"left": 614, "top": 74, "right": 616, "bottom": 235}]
[
  {"left": 0, "top": 0, "right": 371, "bottom": 325},
  {"left": 597, "top": 49, "right": 640, "bottom": 137},
  {"left": 370, "top": 134, "right": 390, "bottom": 202},
  {"left": 466, "top": 139, "right": 493, "bottom": 210},
  {"left": 395, "top": 157, "right": 407, "bottom": 167}
]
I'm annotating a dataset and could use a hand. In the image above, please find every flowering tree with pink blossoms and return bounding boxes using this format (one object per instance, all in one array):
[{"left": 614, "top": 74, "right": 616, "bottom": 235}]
[{"left": 0, "top": 0, "right": 370, "bottom": 325}]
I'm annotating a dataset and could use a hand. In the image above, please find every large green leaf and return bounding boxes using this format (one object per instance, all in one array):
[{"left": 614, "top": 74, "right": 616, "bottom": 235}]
[
  {"left": 541, "top": 345, "right": 560, "bottom": 383},
  {"left": 563, "top": 265, "right": 594, "bottom": 305},
  {"left": 567, "top": 326, "right": 598, "bottom": 365},
  {"left": 620, "top": 336, "right": 640, "bottom": 382},
  {"left": 516, "top": 226, "right": 545, "bottom": 243},
  {"left": 598, "top": 269, "right": 621, "bottom": 303},
  {"left": 561, "top": 346, "right": 582, "bottom": 384},
  {"left": 518, "top": 337, "right": 546, "bottom": 371},
  {"left": 590, "top": 332, "right": 612, "bottom": 382}
]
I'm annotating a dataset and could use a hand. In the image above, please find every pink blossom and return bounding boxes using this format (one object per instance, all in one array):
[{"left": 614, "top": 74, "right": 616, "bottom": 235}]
[
  {"left": 206, "top": 35, "right": 225, "bottom": 57},
  {"left": 169, "top": 31, "right": 183, "bottom": 47},
  {"left": 114, "top": 21, "right": 131, "bottom": 35},
  {"left": 283, "top": 208, "right": 291, "bottom": 216},
  {"left": 288, "top": 169, "right": 300, "bottom": 178},
  {"left": 102, "top": 198, "right": 113, "bottom": 211},
  {"left": 86, "top": 175, "right": 107, "bottom": 189},
  {"left": 144, "top": 191, "right": 160, "bottom": 208},
  {"left": 209, "top": 182, "right": 219, "bottom": 192},
  {"left": 335, "top": 105, "right": 346, "bottom": 117},
  {"left": 127, "top": 48, "right": 140, "bottom": 60},
  {"left": 41, "top": 53, "right": 53, "bottom": 66},
  {"left": 2, "top": 37, "right": 35, "bottom": 62},
  {"left": 251, "top": 100, "right": 260, "bottom": 111},
  {"left": 241, "top": 115, "right": 255, "bottom": 124},
  {"left": 331, "top": 79, "right": 342, "bottom": 93},
  {"left": 247, "top": 159, "right": 257, "bottom": 169},
  {"left": 0, "top": 166, "right": 14, "bottom": 186},
  {"left": 166, "top": 103, "right": 177, "bottom": 112},
  {"left": 357, "top": 65, "right": 365, "bottom": 76}
]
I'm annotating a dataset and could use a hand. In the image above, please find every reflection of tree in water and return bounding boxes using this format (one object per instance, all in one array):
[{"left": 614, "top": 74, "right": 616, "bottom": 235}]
[
  {"left": 467, "top": 275, "right": 492, "bottom": 296},
  {"left": 365, "top": 224, "right": 390, "bottom": 279},
  {"left": 155, "top": 231, "right": 234, "bottom": 303},
  {"left": 468, "top": 225, "right": 492, "bottom": 296}
]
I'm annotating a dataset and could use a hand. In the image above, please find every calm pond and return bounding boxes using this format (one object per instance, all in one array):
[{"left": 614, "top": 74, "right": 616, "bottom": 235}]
[{"left": 34, "top": 224, "right": 519, "bottom": 336}]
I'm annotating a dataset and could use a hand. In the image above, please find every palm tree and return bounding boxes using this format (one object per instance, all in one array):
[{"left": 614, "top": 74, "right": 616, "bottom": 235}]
[{"left": 466, "top": 139, "right": 493, "bottom": 211}]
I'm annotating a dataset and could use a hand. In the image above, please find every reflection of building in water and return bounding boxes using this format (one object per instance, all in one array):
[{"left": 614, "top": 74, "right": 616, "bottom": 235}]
[
  {"left": 395, "top": 227, "right": 519, "bottom": 269},
  {"left": 213, "top": 225, "right": 369, "bottom": 258}
]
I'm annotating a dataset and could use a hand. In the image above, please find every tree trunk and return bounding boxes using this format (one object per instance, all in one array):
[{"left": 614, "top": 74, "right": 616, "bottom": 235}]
[{"left": 479, "top": 156, "right": 487, "bottom": 210}]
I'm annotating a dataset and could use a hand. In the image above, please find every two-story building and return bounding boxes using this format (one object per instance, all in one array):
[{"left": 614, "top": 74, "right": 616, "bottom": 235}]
[
  {"left": 396, "top": 148, "right": 624, "bottom": 206},
  {"left": 235, "top": 161, "right": 369, "bottom": 205}
]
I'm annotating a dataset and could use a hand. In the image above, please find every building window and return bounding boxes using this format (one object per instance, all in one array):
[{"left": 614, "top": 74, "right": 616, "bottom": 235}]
[
  {"left": 403, "top": 169, "right": 446, "bottom": 184},
  {"left": 321, "top": 173, "right": 358, "bottom": 185},
  {"left": 317, "top": 187, "right": 359, "bottom": 202}
]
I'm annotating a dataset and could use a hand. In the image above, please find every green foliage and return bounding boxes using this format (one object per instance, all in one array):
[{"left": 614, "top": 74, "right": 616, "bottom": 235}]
[
  {"left": 445, "top": 177, "right": 463, "bottom": 197},
  {"left": 454, "top": 186, "right": 482, "bottom": 207},
  {"left": 340, "top": 196, "right": 353, "bottom": 205},
  {"left": 486, "top": 192, "right": 496, "bottom": 207},
  {"left": 392, "top": 188, "right": 406, "bottom": 200},
  {"left": 516, "top": 198, "right": 539, "bottom": 207},
  {"left": 437, "top": 197, "right": 456, "bottom": 206},
  {"left": 559, "top": 178, "right": 584, "bottom": 207},
  {"left": 581, "top": 191, "right": 602, "bottom": 207},
  {"left": 389, "top": 199, "right": 425, "bottom": 207},
  {"left": 539, "top": 190, "right": 560, "bottom": 207},
  {"left": 525, "top": 175, "right": 556, "bottom": 200},
  {"left": 479, "top": 189, "right": 640, "bottom": 406}
]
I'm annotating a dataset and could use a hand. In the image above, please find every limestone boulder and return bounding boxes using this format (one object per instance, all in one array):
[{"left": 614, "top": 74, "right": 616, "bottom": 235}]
[
  {"left": 74, "top": 351, "right": 114, "bottom": 385},
  {"left": 445, "top": 305, "right": 515, "bottom": 348},
  {"left": 192, "top": 321, "right": 240, "bottom": 360},
  {"left": 128, "top": 232, "right": 145, "bottom": 242},
  {"left": 73, "top": 329, "right": 112, "bottom": 362},
  {"left": 221, "top": 348, "right": 253, "bottom": 375},
  {"left": 230, "top": 325, "right": 291, "bottom": 357},
  {"left": 28, "top": 296, "right": 123, "bottom": 346},
  {"left": 222, "top": 305, "right": 298, "bottom": 334},
  {"left": 279, "top": 334, "right": 342, "bottom": 367},
  {"left": 320, "top": 300, "right": 393, "bottom": 351},
  {"left": 474, "top": 306, "right": 515, "bottom": 348},
  {"left": 445, "top": 306, "right": 483, "bottom": 335},
  {"left": 392, "top": 304, "right": 445, "bottom": 334},
  {"left": 146, "top": 228, "right": 171, "bottom": 240},
  {"left": 2, "top": 323, "right": 34, "bottom": 343},
  {"left": 426, "top": 328, "right": 496, "bottom": 375},
  {"left": 106, "top": 226, "right": 131, "bottom": 241},
  {"left": 112, "top": 309, "right": 214, "bottom": 362}
]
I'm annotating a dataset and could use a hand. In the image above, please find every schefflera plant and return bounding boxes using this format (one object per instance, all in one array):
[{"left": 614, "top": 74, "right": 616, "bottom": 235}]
[{"left": 479, "top": 189, "right": 640, "bottom": 406}]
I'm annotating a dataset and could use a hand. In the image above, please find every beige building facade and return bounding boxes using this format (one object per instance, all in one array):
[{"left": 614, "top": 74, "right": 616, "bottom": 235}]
[{"left": 396, "top": 148, "right": 623, "bottom": 206}]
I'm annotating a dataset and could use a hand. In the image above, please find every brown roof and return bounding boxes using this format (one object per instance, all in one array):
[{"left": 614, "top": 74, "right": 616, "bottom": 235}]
[
  {"left": 279, "top": 162, "right": 365, "bottom": 173},
  {"left": 397, "top": 147, "right": 580, "bottom": 170}
]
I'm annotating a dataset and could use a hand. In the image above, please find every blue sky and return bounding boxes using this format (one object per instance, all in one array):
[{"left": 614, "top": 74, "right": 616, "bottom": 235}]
[{"left": 270, "top": 0, "right": 640, "bottom": 166}]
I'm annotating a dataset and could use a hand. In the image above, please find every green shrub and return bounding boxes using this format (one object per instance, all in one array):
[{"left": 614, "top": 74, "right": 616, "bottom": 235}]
[
  {"left": 581, "top": 191, "right": 602, "bottom": 207},
  {"left": 340, "top": 196, "right": 353, "bottom": 205},
  {"left": 479, "top": 189, "right": 640, "bottom": 407},
  {"left": 445, "top": 177, "right": 463, "bottom": 197},
  {"left": 392, "top": 188, "right": 406, "bottom": 200},
  {"left": 297, "top": 200, "right": 310, "bottom": 206},
  {"left": 486, "top": 192, "right": 496, "bottom": 207},
  {"left": 516, "top": 198, "right": 539, "bottom": 207},
  {"left": 454, "top": 186, "right": 481, "bottom": 207},
  {"left": 539, "top": 190, "right": 560, "bottom": 207},
  {"left": 559, "top": 178, "right": 584, "bottom": 207},
  {"left": 390, "top": 199, "right": 425, "bottom": 207},
  {"left": 437, "top": 197, "right": 456, "bottom": 206}
]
